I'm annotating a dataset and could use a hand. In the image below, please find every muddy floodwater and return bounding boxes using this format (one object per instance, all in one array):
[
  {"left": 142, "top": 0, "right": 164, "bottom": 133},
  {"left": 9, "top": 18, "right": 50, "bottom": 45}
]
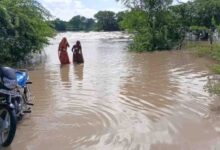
[{"left": 4, "top": 32, "right": 220, "bottom": 150}]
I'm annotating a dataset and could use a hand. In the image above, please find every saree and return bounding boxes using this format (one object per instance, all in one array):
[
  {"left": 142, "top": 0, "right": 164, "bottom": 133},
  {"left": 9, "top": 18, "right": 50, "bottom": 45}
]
[
  {"left": 58, "top": 38, "right": 70, "bottom": 64},
  {"left": 59, "top": 50, "right": 70, "bottom": 64},
  {"left": 73, "top": 48, "right": 84, "bottom": 64}
]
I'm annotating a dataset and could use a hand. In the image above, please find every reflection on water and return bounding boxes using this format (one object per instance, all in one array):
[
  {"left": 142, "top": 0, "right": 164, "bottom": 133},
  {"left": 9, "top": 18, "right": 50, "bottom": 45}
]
[
  {"left": 4, "top": 32, "right": 220, "bottom": 150},
  {"left": 60, "top": 64, "right": 70, "bottom": 82},
  {"left": 73, "top": 64, "right": 84, "bottom": 81},
  {"left": 60, "top": 65, "right": 71, "bottom": 89}
]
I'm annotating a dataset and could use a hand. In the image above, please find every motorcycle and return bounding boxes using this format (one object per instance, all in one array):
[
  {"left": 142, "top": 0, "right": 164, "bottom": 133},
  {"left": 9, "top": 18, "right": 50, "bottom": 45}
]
[
  {"left": 0, "top": 67, "right": 33, "bottom": 147},
  {"left": 16, "top": 69, "right": 33, "bottom": 120}
]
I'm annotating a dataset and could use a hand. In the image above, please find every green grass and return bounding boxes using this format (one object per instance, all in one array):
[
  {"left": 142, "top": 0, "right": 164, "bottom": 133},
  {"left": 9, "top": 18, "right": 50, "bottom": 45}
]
[
  {"left": 212, "top": 65, "right": 220, "bottom": 74},
  {"left": 186, "top": 42, "right": 220, "bottom": 64},
  {"left": 186, "top": 41, "right": 220, "bottom": 95},
  {"left": 206, "top": 82, "right": 220, "bottom": 95}
]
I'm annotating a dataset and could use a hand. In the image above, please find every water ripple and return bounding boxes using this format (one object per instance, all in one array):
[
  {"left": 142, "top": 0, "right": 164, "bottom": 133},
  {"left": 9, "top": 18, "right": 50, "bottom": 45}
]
[{"left": 6, "top": 32, "right": 219, "bottom": 150}]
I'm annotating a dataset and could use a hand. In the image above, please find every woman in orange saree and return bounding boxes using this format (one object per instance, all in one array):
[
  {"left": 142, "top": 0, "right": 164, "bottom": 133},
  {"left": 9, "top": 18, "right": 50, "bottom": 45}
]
[{"left": 58, "top": 37, "right": 70, "bottom": 64}]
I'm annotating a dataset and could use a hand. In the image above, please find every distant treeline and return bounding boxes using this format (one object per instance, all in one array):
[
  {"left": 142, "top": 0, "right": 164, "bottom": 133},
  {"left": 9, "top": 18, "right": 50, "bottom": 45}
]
[{"left": 49, "top": 11, "right": 126, "bottom": 32}]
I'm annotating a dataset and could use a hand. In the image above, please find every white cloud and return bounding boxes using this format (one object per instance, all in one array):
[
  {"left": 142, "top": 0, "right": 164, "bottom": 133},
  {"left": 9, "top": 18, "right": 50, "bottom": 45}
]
[
  {"left": 42, "top": 0, "right": 72, "bottom": 3},
  {"left": 173, "top": 0, "right": 190, "bottom": 4},
  {"left": 39, "top": 0, "right": 125, "bottom": 21},
  {"left": 39, "top": 0, "right": 96, "bottom": 20},
  {"left": 39, "top": 0, "right": 190, "bottom": 21}
]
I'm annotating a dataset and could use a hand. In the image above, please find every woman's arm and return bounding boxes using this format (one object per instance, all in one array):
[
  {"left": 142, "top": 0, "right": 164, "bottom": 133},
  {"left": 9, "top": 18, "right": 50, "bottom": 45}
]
[
  {"left": 58, "top": 44, "right": 61, "bottom": 51},
  {"left": 58, "top": 44, "right": 61, "bottom": 56},
  {"left": 71, "top": 45, "right": 74, "bottom": 52},
  {"left": 67, "top": 42, "right": 70, "bottom": 47},
  {"left": 79, "top": 46, "right": 82, "bottom": 54},
  {"left": 58, "top": 48, "right": 60, "bottom": 57}
]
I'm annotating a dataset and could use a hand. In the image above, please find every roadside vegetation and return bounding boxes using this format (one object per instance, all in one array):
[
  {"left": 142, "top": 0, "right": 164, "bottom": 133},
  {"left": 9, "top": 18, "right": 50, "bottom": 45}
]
[
  {"left": 0, "top": 0, "right": 53, "bottom": 64},
  {"left": 117, "top": 0, "right": 220, "bottom": 52}
]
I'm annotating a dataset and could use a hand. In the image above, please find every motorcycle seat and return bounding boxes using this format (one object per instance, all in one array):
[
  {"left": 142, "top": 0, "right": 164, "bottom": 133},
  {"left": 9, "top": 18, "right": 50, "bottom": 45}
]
[{"left": 0, "top": 67, "right": 17, "bottom": 80}]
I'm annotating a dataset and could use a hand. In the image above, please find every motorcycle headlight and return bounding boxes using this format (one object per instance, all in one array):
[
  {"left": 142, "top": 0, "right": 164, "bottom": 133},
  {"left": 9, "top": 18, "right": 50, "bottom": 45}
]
[{"left": 3, "top": 77, "right": 17, "bottom": 89}]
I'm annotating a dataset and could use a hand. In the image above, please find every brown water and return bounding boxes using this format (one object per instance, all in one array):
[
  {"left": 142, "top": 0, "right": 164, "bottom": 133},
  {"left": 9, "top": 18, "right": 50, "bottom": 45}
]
[{"left": 3, "top": 32, "right": 220, "bottom": 150}]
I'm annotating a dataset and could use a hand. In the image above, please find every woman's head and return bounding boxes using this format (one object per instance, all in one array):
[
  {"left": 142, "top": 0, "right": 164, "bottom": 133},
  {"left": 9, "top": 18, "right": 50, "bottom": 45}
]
[
  {"left": 76, "top": 41, "right": 81, "bottom": 46},
  {"left": 61, "top": 37, "right": 67, "bottom": 44},
  {"left": 59, "top": 37, "right": 68, "bottom": 50}
]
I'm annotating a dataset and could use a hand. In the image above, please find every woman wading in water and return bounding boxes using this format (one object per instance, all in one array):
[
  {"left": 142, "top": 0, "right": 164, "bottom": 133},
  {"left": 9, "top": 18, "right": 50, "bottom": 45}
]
[
  {"left": 72, "top": 41, "right": 84, "bottom": 64},
  {"left": 58, "top": 37, "right": 70, "bottom": 64}
]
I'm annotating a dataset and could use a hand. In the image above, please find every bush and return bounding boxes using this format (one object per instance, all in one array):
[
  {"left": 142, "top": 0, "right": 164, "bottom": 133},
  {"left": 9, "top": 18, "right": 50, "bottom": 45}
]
[
  {"left": 0, "top": 0, "right": 54, "bottom": 64},
  {"left": 121, "top": 9, "right": 181, "bottom": 52}
]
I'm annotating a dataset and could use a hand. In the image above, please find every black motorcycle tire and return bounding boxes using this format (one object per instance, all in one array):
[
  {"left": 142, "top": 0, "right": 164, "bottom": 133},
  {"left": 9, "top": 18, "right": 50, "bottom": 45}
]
[{"left": 0, "top": 105, "right": 17, "bottom": 147}]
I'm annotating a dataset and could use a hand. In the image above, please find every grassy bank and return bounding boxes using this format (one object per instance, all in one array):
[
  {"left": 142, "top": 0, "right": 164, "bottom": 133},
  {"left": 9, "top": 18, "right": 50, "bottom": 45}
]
[{"left": 186, "top": 41, "right": 220, "bottom": 94}]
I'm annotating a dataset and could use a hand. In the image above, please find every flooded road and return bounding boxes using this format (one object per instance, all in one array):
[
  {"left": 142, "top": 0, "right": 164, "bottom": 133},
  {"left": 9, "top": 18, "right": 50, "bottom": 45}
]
[{"left": 4, "top": 32, "right": 220, "bottom": 150}]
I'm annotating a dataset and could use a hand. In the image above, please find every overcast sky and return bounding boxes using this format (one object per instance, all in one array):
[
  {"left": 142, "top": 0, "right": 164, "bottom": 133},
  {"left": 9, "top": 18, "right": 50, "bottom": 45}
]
[{"left": 37, "top": 0, "right": 189, "bottom": 21}]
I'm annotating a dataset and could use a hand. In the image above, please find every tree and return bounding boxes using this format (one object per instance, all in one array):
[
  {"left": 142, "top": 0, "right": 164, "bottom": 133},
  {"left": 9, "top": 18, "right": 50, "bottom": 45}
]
[
  {"left": 116, "top": 11, "right": 127, "bottom": 30},
  {"left": 171, "top": 0, "right": 220, "bottom": 42},
  {"left": 118, "top": 0, "right": 181, "bottom": 51},
  {"left": 194, "top": 0, "right": 220, "bottom": 28},
  {"left": 49, "top": 12, "right": 126, "bottom": 32},
  {"left": 84, "top": 18, "right": 95, "bottom": 31},
  {"left": 68, "top": 15, "right": 86, "bottom": 31},
  {"left": 0, "top": 0, "right": 53, "bottom": 64},
  {"left": 94, "top": 11, "right": 119, "bottom": 31},
  {"left": 68, "top": 15, "right": 95, "bottom": 31},
  {"left": 50, "top": 19, "right": 67, "bottom": 31},
  {"left": 170, "top": 2, "right": 194, "bottom": 28}
]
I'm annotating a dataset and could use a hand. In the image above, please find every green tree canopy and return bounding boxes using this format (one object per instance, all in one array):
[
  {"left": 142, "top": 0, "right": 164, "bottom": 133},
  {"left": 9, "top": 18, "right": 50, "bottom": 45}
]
[
  {"left": 118, "top": 0, "right": 181, "bottom": 51},
  {"left": 50, "top": 19, "right": 67, "bottom": 31},
  {"left": 94, "top": 11, "right": 119, "bottom": 31},
  {"left": 84, "top": 18, "right": 95, "bottom": 31},
  {"left": 118, "top": 0, "right": 220, "bottom": 51},
  {"left": 171, "top": 0, "right": 220, "bottom": 41},
  {"left": 67, "top": 15, "right": 95, "bottom": 31},
  {"left": 172, "top": 0, "right": 220, "bottom": 28},
  {"left": 68, "top": 15, "right": 86, "bottom": 31},
  {"left": 116, "top": 11, "right": 127, "bottom": 30},
  {"left": 49, "top": 12, "right": 127, "bottom": 32},
  {"left": 194, "top": 0, "right": 220, "bottom": 28},
  {"left": 0, "top": 0, "right": 53, "bottom": 64}
]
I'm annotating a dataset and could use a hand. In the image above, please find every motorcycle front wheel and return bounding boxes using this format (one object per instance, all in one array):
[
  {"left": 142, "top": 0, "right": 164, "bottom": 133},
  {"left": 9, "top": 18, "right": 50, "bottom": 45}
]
[{"left": 0, "top": 106, "right": 16, "bottom": 147}]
